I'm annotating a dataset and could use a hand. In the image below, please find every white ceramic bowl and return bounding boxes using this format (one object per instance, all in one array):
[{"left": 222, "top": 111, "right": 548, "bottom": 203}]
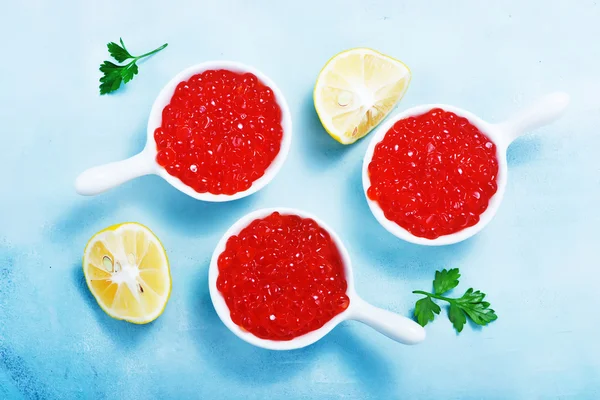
[
  {"left": 75, "top": 61, "right": 293, "bottom": 202},
  {"left": 362, "top": 92, "right": 570, "bottom": 246},
  {"left": 209, "top": 208, "right": 426, "bottom": 350}
]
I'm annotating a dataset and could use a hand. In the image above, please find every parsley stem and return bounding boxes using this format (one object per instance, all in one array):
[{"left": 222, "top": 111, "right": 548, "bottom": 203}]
[
  {"left": 412, "top": 290, "right": 455, "bottom": 303},
  {"left": 135, "top": 43, "right": 168, "bottom": 60}
]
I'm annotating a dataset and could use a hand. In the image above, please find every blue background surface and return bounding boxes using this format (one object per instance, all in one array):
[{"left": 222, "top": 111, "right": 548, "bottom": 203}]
[{"left": 1, "top": 0, "right": 599, "bottom": 398}]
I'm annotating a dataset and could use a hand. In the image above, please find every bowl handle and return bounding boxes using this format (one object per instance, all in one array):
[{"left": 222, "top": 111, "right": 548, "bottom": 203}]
[
  {"left": 75, "top": 151, "right": 157, "bottom": 196},
  {"left": 497, "top": 92, "right": 570, "bottom": 146},
  {"left": 348, "top": 296, "right": 426, "bottom": 345}
]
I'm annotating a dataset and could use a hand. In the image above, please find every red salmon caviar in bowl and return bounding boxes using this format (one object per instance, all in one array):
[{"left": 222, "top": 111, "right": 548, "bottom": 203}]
[
  {"left": 209, "top": 208, "right": 426, "bottom": 350},
  {"left": 155, "top": 69, "right": 284, "bottom": 196},
  {"left": 216, "top": 212, "right": 350, "bottom": 341},
  {"left": 148, "top": 61, "right": 292, "bottom": 202},
  {"left": 363, "top": 103, "right": 509, "bottom": 246},
  {"left": 368, "top": 108, "right": 499, "bottom": 239}
]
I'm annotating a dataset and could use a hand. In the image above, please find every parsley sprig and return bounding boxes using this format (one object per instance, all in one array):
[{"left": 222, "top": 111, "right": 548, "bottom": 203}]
[
  {"left": 413, "top": 268, "right": 497, "bottom": 333},
  {"left": 99, "top": 38, "right": 168, "bottom": 95}
]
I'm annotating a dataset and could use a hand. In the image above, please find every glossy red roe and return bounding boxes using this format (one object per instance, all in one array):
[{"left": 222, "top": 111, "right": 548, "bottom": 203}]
[
  {"left": 367, "top": 108, "right": 499, "bottom": 239},
  {"left": 217, "top": 212, "right": 350, "bottom": 341},
  {"left": 154, "top": 69, "right": 284, "bottom": 195}
]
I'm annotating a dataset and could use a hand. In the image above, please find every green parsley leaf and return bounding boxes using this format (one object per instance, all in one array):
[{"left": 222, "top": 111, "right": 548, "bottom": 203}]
[
  {"left": 107, "top": 40, "right": 133, "bottom": 63},
  {"left": 99, "top": 39, "right": 168, "bottom": 95},
  {"left": 121, "top": 63, "right": 139, "bottom": 84},
  {"left": 433, "top": 268, "right": 461, "bottom": 295},
  {"left": 99, "top": 61, "right": 123, "bottom": 95},
  {"left": 413, "top": 268, "right": 497, "bottom": 333},
  {"left": 455, "top": 289, "right": 498, "bottom": 326},
  {"left": 414, "top": 296, "right": 441, "bottom": 327},
  {"left": 448, "top": 303, "right": 467, "bottom": 332}
]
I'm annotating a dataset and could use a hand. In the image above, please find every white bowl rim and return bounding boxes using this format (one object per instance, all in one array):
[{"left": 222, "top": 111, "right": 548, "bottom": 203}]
[
  {"left": 362, "top": 104, "right": 508, "bottom": 246},
  {"left": 208, "top": 207, "right": 358, "bottom": 350},
  {"left": 144, "top": 60, "right": 293, "bottom": 202}
]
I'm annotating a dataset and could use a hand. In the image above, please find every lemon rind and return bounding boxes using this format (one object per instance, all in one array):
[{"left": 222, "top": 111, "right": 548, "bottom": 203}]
[
  {"left": 82, "top": 222, "right": 172, "bottom": 325},
  {"left": 313, "top": 48, "right": 411, "bottom": 145}
]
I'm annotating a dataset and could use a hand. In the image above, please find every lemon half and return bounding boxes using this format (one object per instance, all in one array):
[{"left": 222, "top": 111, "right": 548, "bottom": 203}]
[
  {"left": 314, "top": 48, "right": 411, "bottom": 144},
  {"left": 82, "top": 223, "right": 171, "bottom": 324}
]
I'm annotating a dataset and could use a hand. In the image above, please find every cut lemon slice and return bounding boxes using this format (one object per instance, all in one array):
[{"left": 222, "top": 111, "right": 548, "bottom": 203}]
[
  {"left": 314, "top": 48, "right": 411, "bottom": 144},
  {"left": 82, "top": 222, "right": 171, "bottom": 324}
]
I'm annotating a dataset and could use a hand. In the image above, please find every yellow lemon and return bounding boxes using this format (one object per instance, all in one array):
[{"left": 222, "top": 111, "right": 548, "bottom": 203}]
[
  {"left": 314, "top": 48, "right": 411, "bottom": 144},
  {"left": 82, "top": 223, "right": 171, "bottom": 324}
]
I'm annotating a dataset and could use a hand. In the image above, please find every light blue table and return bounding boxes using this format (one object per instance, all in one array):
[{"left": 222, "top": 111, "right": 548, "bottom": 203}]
[{"left": 1, "top": 1, "right": 599, "bottom": 398}]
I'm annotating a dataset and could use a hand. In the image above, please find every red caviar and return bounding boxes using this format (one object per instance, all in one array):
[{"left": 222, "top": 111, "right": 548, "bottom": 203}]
[
  {"left": 367, "top": 108, "right": 499, "bottom": 239},
  {"left": 154, "top": 69, "right": 283, "bottom": 195},
  {"left": 217, "top": 212, "right": 350, "bottom": 340}
]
